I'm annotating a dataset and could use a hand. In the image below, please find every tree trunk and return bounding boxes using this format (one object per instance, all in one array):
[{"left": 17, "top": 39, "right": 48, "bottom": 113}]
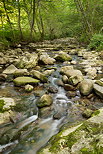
[
  {"left": 2, "top": 0, "right": 15, "bottom": 41},
  {"left": 17, "top": 0, "right": 23, "bottom": 39}
]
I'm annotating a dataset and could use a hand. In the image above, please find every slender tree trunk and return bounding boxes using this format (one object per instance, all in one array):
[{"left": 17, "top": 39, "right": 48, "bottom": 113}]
[
  {"left": 17, "top": 0, "right": 23, "bottom": 39},
  {"left": 30, "top": 0, "right": 36, "bottom": 40},
  {"left": 2, "top": 0, "right": 15, "bottom": 40}
]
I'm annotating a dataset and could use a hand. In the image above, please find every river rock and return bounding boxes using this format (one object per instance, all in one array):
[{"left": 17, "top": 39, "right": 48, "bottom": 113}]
[
  {"left": 71, "top": 60, "right": 77, "bottom": 65},
  {"left": 65, "top": 69, "right": 83, "bottom": 78},
  {"left": 0, "top": 97, "right": 15, "bottom": 112},
  {"left": 79, "top": 79, "right": 93, "bottom": 95},
  {"left": 82, "top": 109, "right": 93, "bottom": 118},
  {"left": 38, "top": 108, "right": 103, "bottom": 154},
  {"left": 95, "top": 79, "right": 103, "bottom": 86},
  {"left": 85, "top": 67, "right": 97, "bottom": 79},
  {"left": 62, "top": 75, "right": 69, "bottom": 83},
  {"left": 0, "top": 57, "right": 7, "bottom": 65},
  {"left": 17, "top": 53, "right": 38, "bottom": 69},
  {"left": 47, "top": 86, "right": 58, "bottom": 93},
  {"left": 0, "top": 73, "right": 7, "bottom": 81},
  {"left": 36, "top": 94, "right": 53, "bottom": 108},
  {"left": 3, "top": 64, "right": 18, "bottom": 74},
  {"left": 66, "top": 91, "right": 77, "bottom": 98},
  {"left": 30, "top": 70, "right": 47, "bottom": 82},
  {"left": 39, "top": 53, "right": 55, "bottom": 65},
  {"left": 93, "top": 83, "right": 103, "bottom": 98},
  {"left": 55, "top": 51, "right": 72, "bottom": 62},
  {"left": 25, "top": 84, "right": 34, "bottom": 92},
  {"left": 68, "top": 75, "right": 84, "bottom": 85},
  {"left": 43, "top": 69, "right": 55, "bottom": 76},
  {"left": 13, "top": 76, "right": 40, "bottom": 86},
  {"left": 60, "top": 66, "right": 74, "bottom": 74},
  {"left": 64, "top": 84, "right": 76, "bottom": 91},
  {"left": 13, "top": 69, "right": 29, "bottom": 77}
]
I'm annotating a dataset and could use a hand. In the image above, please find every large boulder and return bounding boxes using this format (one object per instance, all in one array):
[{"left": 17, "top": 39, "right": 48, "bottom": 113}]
[
  {"left": 55, "top": 51, "right": 72, "bottom": 62},
  {"left": 3, "top": 64, "right": 17, "bottom": 74},
  {"left": 17, "top": 53, "right": 38, "bottom": 69},
  {"left": 93, "top": 83, "right": 103, "bottom": 98},
  {"left": 68, "top": 75, "right": 84, "bottom": 85},
  {"left": 39, "top": 53, "right": 56, "bottom": 65},
  {"left": 13, "top": 76, "right": 40, "bottom": 86},
  {"left": 65, "top": 69, "right": 83, "bottom": 78},
  {"left": 30, "top": 70, "right": 47, "bottom": 82},
  {"left": 36, "top": 94, "right": 53, "bottom": 108},
  {"left": 38, "top": 108, "right": 103, "bottom": 154},
  {"left": 79, "top": 79, "right": 93, "bottom": 95}
]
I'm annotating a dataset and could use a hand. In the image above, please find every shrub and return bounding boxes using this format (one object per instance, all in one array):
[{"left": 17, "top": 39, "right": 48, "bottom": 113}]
[{"left": 88, "top": 34, "right": 103, "bottom": 51}]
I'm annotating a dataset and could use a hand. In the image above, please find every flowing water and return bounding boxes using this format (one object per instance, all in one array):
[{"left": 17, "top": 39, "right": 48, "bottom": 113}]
[{"left": 0, "top": 60, "right": 103, "bottom": 154}]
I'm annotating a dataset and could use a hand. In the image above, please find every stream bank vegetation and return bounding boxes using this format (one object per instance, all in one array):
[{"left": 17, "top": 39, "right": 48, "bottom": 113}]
[{"left": 0, "top": 0, "right": 103, "bottom": 50}]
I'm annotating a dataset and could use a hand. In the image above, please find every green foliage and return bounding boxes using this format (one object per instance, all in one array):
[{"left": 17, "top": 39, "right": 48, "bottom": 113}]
[
  {"left": 88, "top": 34, "right": 103, "bottom": 51},
  {"left": 0, "top": 0, "right": 103, "bottom": 47}
]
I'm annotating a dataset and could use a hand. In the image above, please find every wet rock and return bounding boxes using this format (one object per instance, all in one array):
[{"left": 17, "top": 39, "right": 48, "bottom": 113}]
[
  {"left": 0, "top": 128, "right": 21, "bottom": 145},
  {"left": 39, "top": 108, "right": 103, "bottom": 154},
  {"left": 65, "top": 69, "right": 83, "bottom": 78},
  {"left": 39, "top": 106, "right": 53, "bottom": 118},
  {"left": 39, "top": 53, "right": 55, "bottom": 65},
  {"left": 30, "top": 70, "right": 47, "bottom": 82},
  {"left": 43, "top": 69, "right": 55, "bottom": 76},
  {"left": 47, "top": 86, "right": 58, "bottom": 93},
  {"left": 53, "top": 112, "right": 62, "bottom": 120},
  {"left": 13, "top": 69, "right": 29, "bottom": 77},
  {"left": 25, "top": 84, "right": 34, "bottom": 92},
  {"left": 13, "top": 76, "right": 40, "bottom": 86},
  {"left": 60, "top": 66, "right": 73, "bottom": 74},
  {"left": 0, "top": 97, "right": 15, "bottom": 111},
  {"left": 66, "top": 91, "right": 77, "bottom": 98},
  {"left": 93, "top": 83, "right": 103, "bottom": 98},
  {"left": 95, "top": 79, "right": 103, "bottom": 86},
  {"left": 85, "top": 67, "right": 97, "bottom": 79},
  {"left": 3, "top": 64, "right": 17, "bottom": 74},
  {"left": 71, "top": 60, "right": 77, "bottom": 65},
  {"left": 36, "top": 94, "right": 53, "bottom": 108},
  {"left": 0, "top": 57, "right": 7, "bottom": 65},
  {"left": 64, "top": 84, "right": 76, "bottom": 91},
  {"left": 62, "top": 75, "right": 69, "bottom": 84},
  {"left": 0, "top": 73, "right": 7, "bottom": 81},
  {"left": 79, "top": 79, "right": 93, "bottom": 96},
  {"left": 68, "top": 75, "right": 84, "bottom": 86},
  {"left": 82, "top": 109, "right": 93, "bottom": 118},
  {"left": 56, "top": 79, "right": 64, "bottom": 86},
  {"left": 55, "top": 51, "right": 72, "bottom": 62}
]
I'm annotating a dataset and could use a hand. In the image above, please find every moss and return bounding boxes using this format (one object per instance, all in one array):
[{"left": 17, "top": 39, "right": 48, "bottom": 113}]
[
  {"left": 92, "top": 110, "right": 100, "bottom": 116},
  {"left": 0, "top": 99, "right": 5, "bottom": 113},
  {"left": 80, "top": 147, "right": 89, "bottom": 153}
]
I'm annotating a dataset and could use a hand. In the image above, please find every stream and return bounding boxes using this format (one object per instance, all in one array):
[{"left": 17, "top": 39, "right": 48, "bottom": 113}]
[{"left": 0, "top": 43, "right": 103, "bottom": 154}]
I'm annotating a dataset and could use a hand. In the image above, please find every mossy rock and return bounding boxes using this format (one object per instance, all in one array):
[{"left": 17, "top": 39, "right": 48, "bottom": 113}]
[
  {"left": 38, "top": 108, "right": 103, "bottom": 154},
  {"left": 13, "top": 76, "right": 40, "bottom": 86},
  {"left": 0, "top": 99, "right": 5, "bottom": 113}
]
